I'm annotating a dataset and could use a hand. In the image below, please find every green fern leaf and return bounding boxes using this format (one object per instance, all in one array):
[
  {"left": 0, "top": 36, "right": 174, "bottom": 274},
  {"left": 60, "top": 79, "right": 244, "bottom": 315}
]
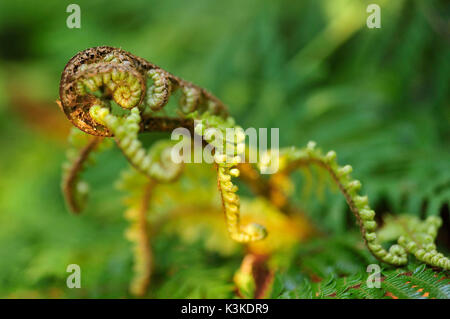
[
  {"left": 381, "top": 272, "right": 424, "bottom": 299},
  {"left": 401, "top": 265, "right": 450, "bottom": 299}
]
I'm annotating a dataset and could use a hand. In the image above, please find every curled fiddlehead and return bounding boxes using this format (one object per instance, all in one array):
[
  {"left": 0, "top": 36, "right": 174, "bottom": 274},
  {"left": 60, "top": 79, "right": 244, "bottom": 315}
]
[
  {"left": 145, "top": 69, "right": 171, "bottom": 111},
  {"left": 60, "top": 48, "right": 145, "bottom": 136},
  {"left": 59, "top": 46, "right": 265, "bottom": 245},
  {"left": 59, "top": 46, "right": 228, "bottom": 137}
]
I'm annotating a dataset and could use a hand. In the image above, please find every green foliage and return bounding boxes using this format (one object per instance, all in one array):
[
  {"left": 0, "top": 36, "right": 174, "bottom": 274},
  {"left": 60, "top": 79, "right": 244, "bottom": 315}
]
[
  {"left": 404, "top": 264, "right": 450, "bottom": 299},
  {"left": 151, "top": 235, "right": 238, "bottom": 299},
  {"left": 269, "top": 233, "right": 449, "bottom": 299},
  {"left": 0, "top": 0, "right": 448, "bottom": 299},
  {"left": 273, "top": 242, "right": 449, "bottom": 299}
]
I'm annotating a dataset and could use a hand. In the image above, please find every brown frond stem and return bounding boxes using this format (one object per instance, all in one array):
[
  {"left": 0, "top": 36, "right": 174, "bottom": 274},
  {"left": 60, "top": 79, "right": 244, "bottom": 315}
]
[
  {"left": 140, "top": 116, "right": 194, "bottom": 134},
  {"left": 235, "top": 253, "right": 274, "bottom": 299},
  {"left": 62, "top": 136, "right": 103, "bottom": 214}
]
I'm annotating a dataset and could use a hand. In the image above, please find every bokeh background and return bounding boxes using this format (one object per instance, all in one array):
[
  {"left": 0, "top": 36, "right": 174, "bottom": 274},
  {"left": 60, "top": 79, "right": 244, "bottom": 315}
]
[{"left": 0, "top": 0, "right": 448, "bottom": 298}]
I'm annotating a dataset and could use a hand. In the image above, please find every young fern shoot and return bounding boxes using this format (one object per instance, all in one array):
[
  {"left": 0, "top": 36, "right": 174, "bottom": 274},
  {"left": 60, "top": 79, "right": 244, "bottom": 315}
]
[
  {"left": 58, "top": 45, "right": 449, "bottom": 298},
  {"left": 59, "top": 46, "right": 266, "bottom": 247}
]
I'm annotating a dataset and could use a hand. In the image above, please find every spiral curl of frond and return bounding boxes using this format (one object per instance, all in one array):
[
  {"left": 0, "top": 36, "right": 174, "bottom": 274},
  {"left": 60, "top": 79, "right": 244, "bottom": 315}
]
[
  {"left": 59, "top": 46, "right": 228, "bottom": 137},
  {"left": 145, "top": 69, "right": 171, "bottom": 111}
]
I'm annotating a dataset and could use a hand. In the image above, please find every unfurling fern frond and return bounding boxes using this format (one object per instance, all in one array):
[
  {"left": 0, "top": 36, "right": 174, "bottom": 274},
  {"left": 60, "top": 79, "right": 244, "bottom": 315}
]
[
  {"left": 259, "top": 142, "right": 409, "bottom": 266},
  {"left": 59, "top": 46, "right": 227, "bottom": 137},
  {"left": 57, "top": 47, "right": 449, "bottom": 298},
  {"left": 379, "top": 215, "right": 450, "bottom": 270},
  {"left": 260, "top": 142, "right": 450, "bottom": 270}
]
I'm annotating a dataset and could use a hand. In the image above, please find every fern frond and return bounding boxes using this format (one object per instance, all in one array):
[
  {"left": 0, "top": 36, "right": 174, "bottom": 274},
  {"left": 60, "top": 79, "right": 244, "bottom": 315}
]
[
  {"left": 347, "top": 283, "right": 385, "bottom": 299},
  {"left": 381, "top": 271, "right": 424, "bottom": 299},
  {"left": 57, "top": 47, "right": 450, "bottom": 298},
  {"left": 400, "top": 265, "right": 450, "bottom": 299},
  {"left": 379, "top": 215, "right": 450, "bottom": 270},
  {"left": 260, "top": 142, "right": 409, "bottom": 266},
  {"left": 260, "top": 142, "right": 450, "bottom": 270}
]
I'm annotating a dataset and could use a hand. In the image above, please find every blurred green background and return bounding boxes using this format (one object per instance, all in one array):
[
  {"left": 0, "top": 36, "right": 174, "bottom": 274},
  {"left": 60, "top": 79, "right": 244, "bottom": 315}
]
[{"left": 0, "top": 0, "right": 448, "bottom": 298}]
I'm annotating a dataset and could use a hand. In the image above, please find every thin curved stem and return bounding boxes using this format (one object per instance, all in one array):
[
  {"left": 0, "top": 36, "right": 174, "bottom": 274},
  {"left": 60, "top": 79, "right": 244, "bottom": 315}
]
[
  {"left": 62, "top": 136, "right": 103, "bottom": 214},
  {"left": 269, "top": 143, "right": 408, "bottom": 266},
  {"left": 127, "top": 180, "right": 155, "bottom": 296}
]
